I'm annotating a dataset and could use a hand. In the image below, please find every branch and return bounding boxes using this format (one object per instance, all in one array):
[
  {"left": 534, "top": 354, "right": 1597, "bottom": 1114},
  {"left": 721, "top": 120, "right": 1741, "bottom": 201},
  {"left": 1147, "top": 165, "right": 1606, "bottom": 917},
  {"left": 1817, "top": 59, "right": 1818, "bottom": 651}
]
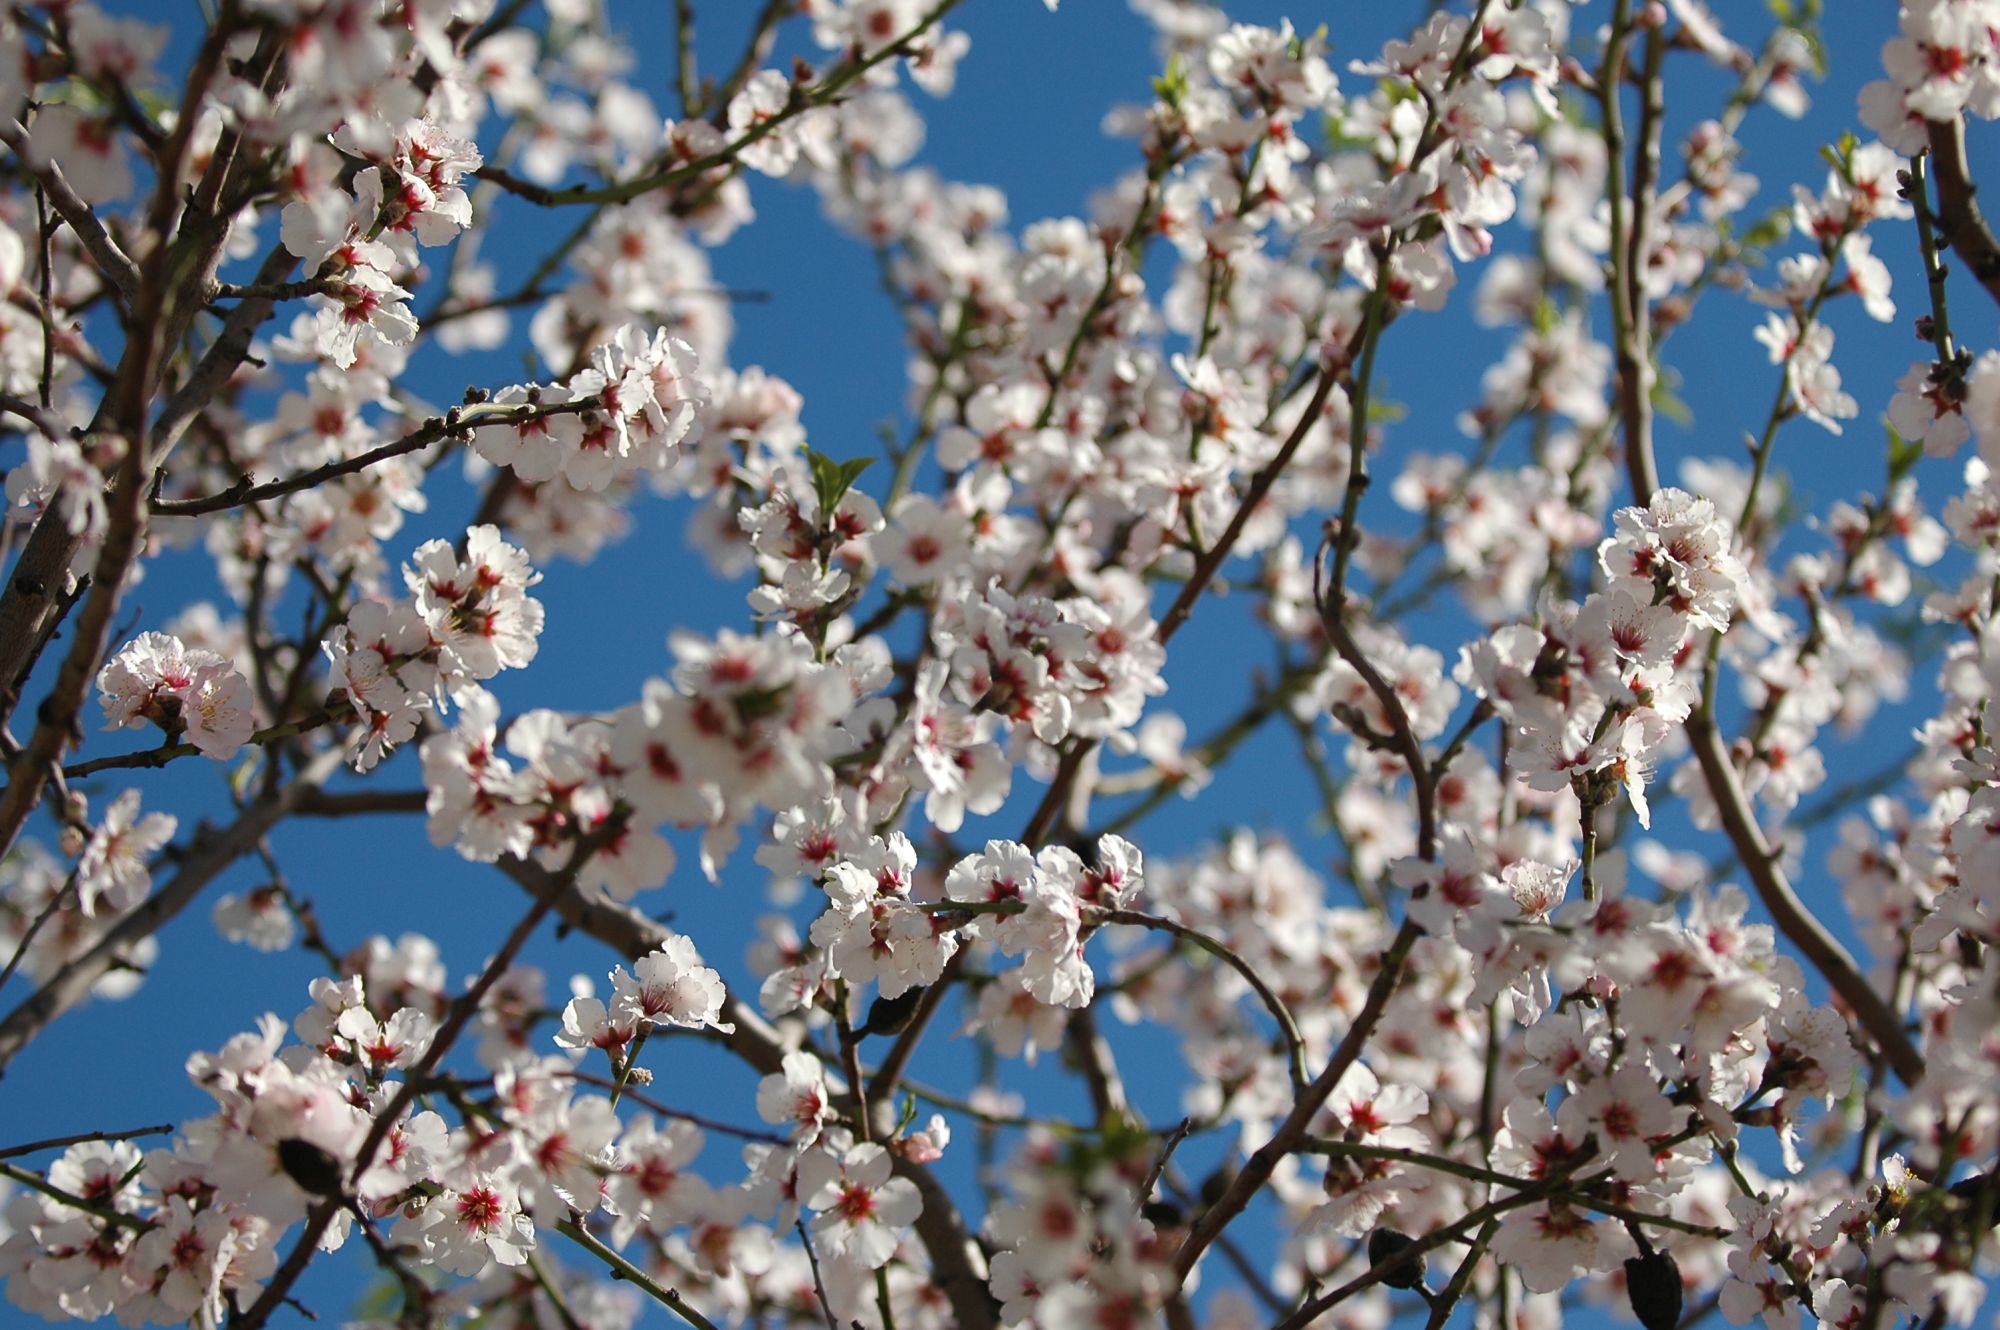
[
  {"left": 1101, "top": 908, "right": 1310, "bottom": 1093},
  {"left": 0, "top": 392, "right": 74, "bottom": 442},
  {"left": 473, "top": 2, "right": 958, "bottom": 210},
  {"left": 232, "top": 831, "right": 610, "bottom": 1330},
  {"left": 0, "top": 1159, "right": 150, "bottom": 1229},
  {"left": 150, "top": 400, "right": 588, "bottom": 518},
  {"left": 151, "top": 241, "right": 300, "bottom": 456},
  {"left": 496, "top": 859, "right": 1000, "bottom": 1330},
  {"left": 1926, "top": 115, "right": 2000, "bottom": 310},
  {"left": 0, "top": 1122, "right": 173, "bottom": 1160},
  {"left": 1171, "top": 918, "right": 1423, "bottom": 1283},
  {"left": 0, "top": 116, "right": 141, "bottom": 305},
  {"left": 0, "top": 747, "right": 345, "bottom": 1072},
  {"left": 1686, "top": 717, "right": 1923, "bottom": 1086},
  {"left": 63, "top": 706, "right": 344, "bottom": 779},
  {"left": 557, "top": 1217, "right": 722, "bottom": 1330},
  {"left": 1267, "top": 1170, "right": 1560, "bottom": 1330},
  {"left": 1319, "top": 607, "right": 1438, "bottom": 862},
  {"left": 1607, "top": 14, "right": 1667, "bottom": 503}
]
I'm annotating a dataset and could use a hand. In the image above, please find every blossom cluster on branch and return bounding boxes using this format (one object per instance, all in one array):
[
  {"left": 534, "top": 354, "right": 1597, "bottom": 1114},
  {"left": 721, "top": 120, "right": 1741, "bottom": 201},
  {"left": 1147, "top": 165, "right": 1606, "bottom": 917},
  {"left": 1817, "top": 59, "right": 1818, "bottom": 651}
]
[{"left": 2, "top": 1, "right": 2000, "bottom": 1330}]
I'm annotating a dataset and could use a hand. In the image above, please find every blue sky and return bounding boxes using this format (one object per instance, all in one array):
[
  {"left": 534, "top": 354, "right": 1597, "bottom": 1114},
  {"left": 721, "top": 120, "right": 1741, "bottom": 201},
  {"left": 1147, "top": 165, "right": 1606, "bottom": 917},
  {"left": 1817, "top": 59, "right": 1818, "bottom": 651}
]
[{"left": 6, "top": 0, "right": 1989, "bottom": 1324}]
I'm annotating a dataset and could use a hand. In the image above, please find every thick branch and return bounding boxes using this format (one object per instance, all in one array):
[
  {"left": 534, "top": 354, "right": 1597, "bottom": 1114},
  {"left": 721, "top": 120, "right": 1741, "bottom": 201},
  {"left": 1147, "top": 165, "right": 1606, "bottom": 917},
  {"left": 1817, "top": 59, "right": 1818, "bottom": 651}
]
[
  {"left": 152, "top": 242, "right": 300, "bottom": 456},
  {"left": 1927, "top": 116, "right": 2000, "bottom": 310}
]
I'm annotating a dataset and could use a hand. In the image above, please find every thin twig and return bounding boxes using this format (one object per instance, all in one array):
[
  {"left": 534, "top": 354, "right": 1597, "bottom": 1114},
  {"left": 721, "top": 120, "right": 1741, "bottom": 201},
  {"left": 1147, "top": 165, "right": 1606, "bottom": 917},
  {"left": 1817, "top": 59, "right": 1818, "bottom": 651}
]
[
  {"left": 0, "top": 116, "right": 141, "bottom": 304},
  {"left": 0, "top": 1122, "right": 173, "bottom": 1160},
  {"left": 796, "top": 1219, "right": 844, "bottom": 1330}
]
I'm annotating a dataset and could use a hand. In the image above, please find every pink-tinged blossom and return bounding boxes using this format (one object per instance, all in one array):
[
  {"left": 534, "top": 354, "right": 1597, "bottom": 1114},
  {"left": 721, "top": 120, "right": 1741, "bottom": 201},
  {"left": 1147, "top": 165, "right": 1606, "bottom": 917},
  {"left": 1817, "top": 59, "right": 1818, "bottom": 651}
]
[
  {"left": 811, "top": 833, "right": 960, "bottom": 1000},
  {"left": 98, "top": 632, "right": 256, "bottom": 759},
  {"left": 406, "top": 525, "right": 545, "bottom": 687},
  {"left": 311, "top": 252, "right": 420, "bottom": 370},
  {"left": 610, "top": 935, "right": 735, "bottom": 1033},
  {"left": 553, "top": 996, "right": 637, "bottom": 1058},
  {"left": 212, "top": 886, "right": 297, "bottom": 952},
  {"left": 75, "top": 790, "right": 176, "bottom": 917},
  {"left": 395, "top": 1174, "right": 535, "bottom": 1276},
  {"left": 800, "top": 1142, "right": 922, "bottom": 1271},
  {"left": 756, "top": 1050, "right": 837, "bottom": 1143},
  {"left": 1491, "top": 1200, "right": 1633, "bottom": 1294},
  {"left": 606, "top": 1117, "right": 711, "bottom": 1244},
  {"left": 1598, "top": 487, "right": 1745, "bottom": 634}
]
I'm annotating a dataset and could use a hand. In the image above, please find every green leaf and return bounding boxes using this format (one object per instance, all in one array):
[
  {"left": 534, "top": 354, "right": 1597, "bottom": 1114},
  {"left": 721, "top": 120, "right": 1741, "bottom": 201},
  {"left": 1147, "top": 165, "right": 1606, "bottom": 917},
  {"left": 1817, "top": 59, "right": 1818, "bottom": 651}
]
[
  {"left": 803, "top": 446, "right": 874, "bottom": 517},
  {"left": 1739, "top": 207, "right": 1793, "bottom": 253},
  {"left": 1531, "top": 295, "right": 1560, "bottom": 337},
  {"left": 1652, "top": 384, "right": 1693, "bottom": 429},
  {"left": 1887, "top": 424, "right": 1924, "bottom": 480},
  {"left": 1152, "top": 53, "right": 1187, "bottom": 109}
]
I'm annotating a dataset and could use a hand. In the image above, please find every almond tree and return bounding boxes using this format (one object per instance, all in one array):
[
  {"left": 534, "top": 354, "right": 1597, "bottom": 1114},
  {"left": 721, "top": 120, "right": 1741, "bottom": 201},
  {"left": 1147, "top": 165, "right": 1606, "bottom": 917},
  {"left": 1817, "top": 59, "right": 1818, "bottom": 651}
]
[{"left": 1, "top": 3, "right": 1998, "bottom": 1330}]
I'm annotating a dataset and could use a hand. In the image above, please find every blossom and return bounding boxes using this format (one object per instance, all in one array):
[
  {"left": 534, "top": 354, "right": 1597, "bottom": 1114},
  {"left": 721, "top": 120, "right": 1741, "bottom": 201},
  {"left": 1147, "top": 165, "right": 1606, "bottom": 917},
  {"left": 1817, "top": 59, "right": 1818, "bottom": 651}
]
[
  {"left": 75, "top": 791, "right": 176, "bottom": 916},
  {"left": 98, "top": 632, "right": 256, "bottom": 759},
  {"left": 406, "top": 525, "right": 545, "bottom": 686},
  {"left": 610, "top": 936, "right": 736, "bottom": 1032},
  {"left": 1491, "top": 1201, "right": 1632, "bottom": 1294},
  {"left": 800, "top": 1142, "right": 923, "bottom": 1270},
  {"left": 396, "top": 1175, "right": 536, "bottom": 1275},
  {"left": 1598, "top": 487, "right": 1744, "bottom": 633},
  {"left": 756, "top": 1050, "right": 837, "bottom": 1142}
]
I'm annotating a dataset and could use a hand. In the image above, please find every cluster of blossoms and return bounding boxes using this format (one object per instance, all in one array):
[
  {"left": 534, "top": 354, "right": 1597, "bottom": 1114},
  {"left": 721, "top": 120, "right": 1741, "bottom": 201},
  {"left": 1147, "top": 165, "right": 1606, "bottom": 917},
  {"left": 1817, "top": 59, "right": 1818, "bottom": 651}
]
[
  {"left": 11, "top": 1, "right": 2000, "bottom": 1330},
  {"left": 325, "top": 525, "right": 545, "bottom": 770},
  {"left": 98, "top": 633, "right": 256, "bottom": 761},
  {"left": 471, "top": 325, "right": 707, "bottom": 493}
]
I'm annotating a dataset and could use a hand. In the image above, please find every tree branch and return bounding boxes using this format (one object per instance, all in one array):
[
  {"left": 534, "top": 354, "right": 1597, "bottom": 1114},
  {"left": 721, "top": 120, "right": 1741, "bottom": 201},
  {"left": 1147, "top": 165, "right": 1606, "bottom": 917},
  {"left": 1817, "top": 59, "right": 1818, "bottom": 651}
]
[
  {"left": 1686, "top": 717, "right": 1923, "bottom": 1086},
  {"left": 0, "top": 116, "right": 141, "bottom": 306},
  {"left": 1926, "top": 115, "right": 2000, "bottom": 310},
  {"left": 0, "top": 747, "right": 345, "bottom": 1073}
]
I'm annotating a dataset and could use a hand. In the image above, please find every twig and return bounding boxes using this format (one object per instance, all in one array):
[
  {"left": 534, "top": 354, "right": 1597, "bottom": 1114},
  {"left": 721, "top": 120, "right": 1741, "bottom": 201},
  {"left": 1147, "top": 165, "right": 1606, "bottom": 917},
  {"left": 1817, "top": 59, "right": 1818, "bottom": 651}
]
[
  {"left": 231, "top": 830, "right": 606, "bottom": 1330},
  {"left": 497, "top": 859, "right": 1000, "bottom": 1330},
  {"left": 0, "top": 1159, "right": 149, "bottom": 1229},
  {"left": 557, "top": 1217, "right": 722, "bottom": 1330},
  {"left": 151, "top": 401, "right": 587, "bottom": 518},
  {"left": 1422, "top": 1216, "right": 1499, "bottom": 1330},
  {"left": 473, "top": 2, "right": 957, "bottom": 210},
  {"left": 0, "top": 392, "right": 73, "bottom": 441},
  {"left": 1267, "top": 1172, "right": 1561, "bottom": 1330},
  {"left": 1172, "top": 918, "right": 1423, "bottom": 1283},
  {"left": 1097, "top": 908, "right": 1310, "bottom": 1093},
  {"left": 1140, "top": 1117, "right": 1194, "bottom": 1205},
  {"left": 64, "top": 707, "right": 343, "bottom": 778},
  {"left": 796, "top": 1219, "right": 844, "bottom": 1330},
  {"left": 0, "top": 1122, "right": 173, "bottom": 1160},
  {"left": 0, "top": 747, "right": 345, "bottom": 1072},
  {"left": 0, "top": 116, "right": 141, "bottom": 304}
]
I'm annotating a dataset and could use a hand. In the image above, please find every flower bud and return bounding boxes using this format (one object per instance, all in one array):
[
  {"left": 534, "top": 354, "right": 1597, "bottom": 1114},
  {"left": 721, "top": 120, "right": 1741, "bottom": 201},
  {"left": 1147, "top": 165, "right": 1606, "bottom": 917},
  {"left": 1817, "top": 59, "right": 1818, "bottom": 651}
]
[
  {"left": 1623, "top": 1249, "right": 1683, "bottom": 1330},
  {"left": 277, "top": 1137, "right": 345, "bottom": 1198},
  {"left": 1366, "top": 1227, "right": 1425, "bottom": 1289}
]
